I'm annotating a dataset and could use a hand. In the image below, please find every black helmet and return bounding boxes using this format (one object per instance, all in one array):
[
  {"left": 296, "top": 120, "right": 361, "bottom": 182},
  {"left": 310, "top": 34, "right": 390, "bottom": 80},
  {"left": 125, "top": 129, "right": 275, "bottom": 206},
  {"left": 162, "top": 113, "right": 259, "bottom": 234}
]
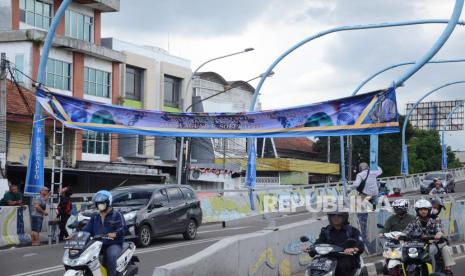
[{"left": 327, "top": 211, "right": 349, "bottom": 225}]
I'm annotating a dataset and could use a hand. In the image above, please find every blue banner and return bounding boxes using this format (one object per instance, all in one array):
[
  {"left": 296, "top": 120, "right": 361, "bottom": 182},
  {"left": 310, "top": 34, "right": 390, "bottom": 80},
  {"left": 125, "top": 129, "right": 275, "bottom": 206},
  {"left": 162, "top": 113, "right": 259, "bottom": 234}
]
[
  {"left": 36, "top": 88, "right": 399, "bottom": 138},
  {"left": 245, "top": 139, "right": 257, "bottom": 188},
  {"left": 401, "top": 145, "right": 408, "bottom": 176},
  {"left": 24, "top": 103, "right": 45, "bottom": 195},
  {"left": 442, "top": 143, "right": 447, "bottom": 170}
]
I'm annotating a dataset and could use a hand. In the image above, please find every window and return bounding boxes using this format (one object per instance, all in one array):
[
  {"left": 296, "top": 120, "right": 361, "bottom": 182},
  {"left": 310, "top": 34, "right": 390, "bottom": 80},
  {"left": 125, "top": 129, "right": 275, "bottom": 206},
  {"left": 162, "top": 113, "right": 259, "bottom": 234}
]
[
  {"left": 152, "top": 189, "right": 169, "bottom": 204},
  {"left": 167, "top": 188, "right": 183, "bottom": 201},
  {"left": 19, "top": 0, "right": 52, "bottom": 30},
  {"left": 14, "top": 55, "right": 24, "bottom": 83},
  {"left": 82, "top": 131, "right": 110, "bottom": 155},
  {"left": 84, "top": 67, "right": 111, "bottom": 98},
  {"left": 65, "top": 10, "right": 93, "bottom": 42},
  {"left": 137, "top": 135, "right": 144, "bottom": 155},
  {"left": 164, "top": 75, "right": 181, "bottom": 108},
  {"left": 112, "top": 191, "right": 152, "bottom": 207},
  {"left": 181, "top": 188, "right": 195, "bottom": 199},
  {"left": 126, "top": 66, "right": 143, "bottom": 101},
  {"left": 45, "top": 59, "right": 71, "bottom": 90}
]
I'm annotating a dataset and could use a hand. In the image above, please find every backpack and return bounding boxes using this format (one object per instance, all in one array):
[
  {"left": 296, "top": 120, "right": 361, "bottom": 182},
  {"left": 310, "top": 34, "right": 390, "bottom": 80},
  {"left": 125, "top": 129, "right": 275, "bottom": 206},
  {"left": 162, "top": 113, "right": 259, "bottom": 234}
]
[{"left": 356, "top": 169, "right": 370, "bottom": 194}]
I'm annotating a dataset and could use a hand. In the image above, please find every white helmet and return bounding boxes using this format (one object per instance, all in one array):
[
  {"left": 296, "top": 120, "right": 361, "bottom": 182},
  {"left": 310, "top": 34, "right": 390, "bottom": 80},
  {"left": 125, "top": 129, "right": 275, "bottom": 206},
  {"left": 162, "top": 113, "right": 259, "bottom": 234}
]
[
  {"left": 414, "top": 199, "right": 432, "bottom": 216},
  {"left": 392, "top": 199, "right": 408, "bottom": 214}
]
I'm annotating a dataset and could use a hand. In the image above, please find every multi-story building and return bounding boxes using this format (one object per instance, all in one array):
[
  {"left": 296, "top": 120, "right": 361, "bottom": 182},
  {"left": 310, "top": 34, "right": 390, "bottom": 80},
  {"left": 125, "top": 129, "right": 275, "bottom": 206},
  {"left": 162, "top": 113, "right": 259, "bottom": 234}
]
[
  {"left": 0, "top": 0, "right": 168, "bottom": 192},
  {"left": 101, "top": 38, "right": 192, "bottom": 182}
]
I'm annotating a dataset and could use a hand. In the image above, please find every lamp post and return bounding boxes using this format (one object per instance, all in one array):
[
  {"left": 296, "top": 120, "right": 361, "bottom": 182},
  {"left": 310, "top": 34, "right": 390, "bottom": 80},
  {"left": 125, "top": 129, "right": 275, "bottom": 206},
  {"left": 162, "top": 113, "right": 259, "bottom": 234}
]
[
  {"left": 245, "top": 4, "right": 464, "bottom": 198},
  {"left": 441, "top": 101, "right": 464, "bottom": 171},
  {"left": 176, "top": 48, "right": 254, "bottom": 185},
  {"left": 401, "top": 81, "right": 465, "bottom": 175}
]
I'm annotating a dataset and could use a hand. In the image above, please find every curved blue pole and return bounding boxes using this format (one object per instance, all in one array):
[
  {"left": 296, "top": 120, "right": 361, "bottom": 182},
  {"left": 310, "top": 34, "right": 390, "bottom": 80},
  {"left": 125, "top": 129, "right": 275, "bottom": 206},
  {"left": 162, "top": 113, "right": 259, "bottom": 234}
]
[
  {"left": 441, "top": 101, "right": 464, "bottom": 170},
  {"left": 25, "top": 0, "right": 72, "bottom": 193},
  {"left": 246, "top": 17, "right": 465, "bottom": 192},
  {"left": 353, "top": 58, "right": 465, "bottom": 96},
  {"left": 401, "top": 81, "right": 465, "bottom": 175}
]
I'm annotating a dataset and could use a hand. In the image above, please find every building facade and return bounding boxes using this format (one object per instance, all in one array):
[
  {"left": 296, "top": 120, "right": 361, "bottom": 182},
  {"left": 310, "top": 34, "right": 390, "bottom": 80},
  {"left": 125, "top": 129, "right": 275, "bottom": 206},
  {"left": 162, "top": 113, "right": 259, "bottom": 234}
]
[
  {"left": 0, "top": 0, "right": 168, "bottom": 192},
  {"left": 101, "top": 38, "right": 193, "bottom": 182}
]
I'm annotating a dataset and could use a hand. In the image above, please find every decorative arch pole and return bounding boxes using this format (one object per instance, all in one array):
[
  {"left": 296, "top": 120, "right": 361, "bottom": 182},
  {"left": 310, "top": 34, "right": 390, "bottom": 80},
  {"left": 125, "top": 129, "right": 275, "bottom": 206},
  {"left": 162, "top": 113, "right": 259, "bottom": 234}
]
[
  {"left": 25, "top": 0, "right": 72, "bottom": 194},
  {"left": 441, "top": 101, "right": 464, "bottom": 171},
  {"left": 401, "top": 81, "right": 465, "bottom": 175},
  {"left": 245, "top": 0, "right": 464, "bottom": 200}
]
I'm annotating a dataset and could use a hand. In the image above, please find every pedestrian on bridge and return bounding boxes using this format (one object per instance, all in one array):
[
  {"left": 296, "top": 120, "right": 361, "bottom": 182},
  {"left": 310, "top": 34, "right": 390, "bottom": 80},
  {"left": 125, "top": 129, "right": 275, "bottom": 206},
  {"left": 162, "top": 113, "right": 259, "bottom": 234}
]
[{"left": 351, "top": 162, "right": 383, "bottom": 210}]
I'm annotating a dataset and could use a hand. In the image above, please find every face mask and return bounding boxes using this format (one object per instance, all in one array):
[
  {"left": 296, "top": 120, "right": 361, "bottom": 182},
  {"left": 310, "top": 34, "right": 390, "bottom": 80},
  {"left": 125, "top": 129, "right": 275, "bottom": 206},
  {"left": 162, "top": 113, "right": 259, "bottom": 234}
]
[
  {"left": 97, "top": 203, "right": 107, "bottom": 211},
  {"left": 431, "top": 208, "right": 439, "bottom": 215}
]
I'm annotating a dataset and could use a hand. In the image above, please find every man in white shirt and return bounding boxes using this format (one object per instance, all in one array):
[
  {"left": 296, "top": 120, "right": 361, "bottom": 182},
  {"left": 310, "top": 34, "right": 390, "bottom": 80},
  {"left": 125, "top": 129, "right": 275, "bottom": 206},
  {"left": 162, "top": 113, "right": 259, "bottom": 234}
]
[{"left": 351, "top": 162, "right": 383, "bottom": 210}]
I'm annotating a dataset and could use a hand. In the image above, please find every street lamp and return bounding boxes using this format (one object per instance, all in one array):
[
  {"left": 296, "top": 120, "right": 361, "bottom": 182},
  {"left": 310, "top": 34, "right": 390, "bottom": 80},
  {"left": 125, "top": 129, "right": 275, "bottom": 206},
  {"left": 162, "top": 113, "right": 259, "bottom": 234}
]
[{"left": 177, "top": 48, "right": 255, "bottom": 184}]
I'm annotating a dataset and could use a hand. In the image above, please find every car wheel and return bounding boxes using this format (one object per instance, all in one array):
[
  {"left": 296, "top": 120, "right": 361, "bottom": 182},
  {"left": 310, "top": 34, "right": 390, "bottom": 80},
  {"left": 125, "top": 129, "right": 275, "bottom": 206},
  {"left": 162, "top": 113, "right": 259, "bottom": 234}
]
[
  {"left": 136, "top": 225, "right": 152, "bottom": 247},
  {"left": 183, "top": 219, "right": 197, "bottom": 240}
]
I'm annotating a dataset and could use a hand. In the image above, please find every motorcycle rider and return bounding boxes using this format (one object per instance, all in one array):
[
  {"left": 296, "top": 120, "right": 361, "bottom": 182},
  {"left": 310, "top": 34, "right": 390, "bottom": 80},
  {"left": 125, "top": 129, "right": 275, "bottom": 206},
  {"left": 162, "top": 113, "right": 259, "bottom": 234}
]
[
  {"left": 430, "top": 198, "right": 455, "bottom": 274},
  {"left": 82, "top": 190, "right": 127, "bottom": 276},
  {"left": 403, "top": 199, "right": 452, "bottom": 275},
  {"left": 308, "top": 210, "right": 365, "bottom": 276},
  {"left": 429, "top": 179, "right": 447, "bottom": 195},
  {"left": 379, "top": 199, "right": 415, "bottom": 235}
]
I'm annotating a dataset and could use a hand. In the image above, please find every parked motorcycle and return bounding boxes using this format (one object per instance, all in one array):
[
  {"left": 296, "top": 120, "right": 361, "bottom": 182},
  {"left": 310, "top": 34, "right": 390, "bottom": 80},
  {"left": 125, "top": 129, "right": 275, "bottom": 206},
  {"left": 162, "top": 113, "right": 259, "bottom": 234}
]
[
  {"left": 63, "top": 221, "right": 139, "bottom": 276},
  {"left": 300, "top": 236, "right": 363, "bottom": 276}
]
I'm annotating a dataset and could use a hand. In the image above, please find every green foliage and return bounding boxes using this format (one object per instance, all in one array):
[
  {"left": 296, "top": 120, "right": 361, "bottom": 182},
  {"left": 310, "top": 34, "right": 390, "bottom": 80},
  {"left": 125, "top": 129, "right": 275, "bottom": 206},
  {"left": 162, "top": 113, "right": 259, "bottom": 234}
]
[{"left": 447, "top": 146, "right": 462, "bottom": 169}]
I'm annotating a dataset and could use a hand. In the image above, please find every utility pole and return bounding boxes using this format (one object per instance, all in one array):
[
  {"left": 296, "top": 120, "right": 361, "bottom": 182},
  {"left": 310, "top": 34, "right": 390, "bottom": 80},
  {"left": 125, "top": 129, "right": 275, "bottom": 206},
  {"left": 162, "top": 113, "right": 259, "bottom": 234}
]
[{"left": 0, "top": 53, "right": 7, "bottom": 179}]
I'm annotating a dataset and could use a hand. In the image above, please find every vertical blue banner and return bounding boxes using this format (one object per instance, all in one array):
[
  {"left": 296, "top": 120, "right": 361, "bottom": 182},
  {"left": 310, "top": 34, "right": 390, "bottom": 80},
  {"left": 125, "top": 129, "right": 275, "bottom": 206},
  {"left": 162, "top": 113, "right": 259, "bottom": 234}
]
[
  {"left": 24, "top": 106, "right": 44, "bottom": 195},
  {"left": 442, "top": 143, "right": 448, "bottom": 170},
  {"left": 401, "top": 145, "right": 408, "bottom": 175},
  {"left": 245, "top": 139, "right": 257, "bottom": 188}
]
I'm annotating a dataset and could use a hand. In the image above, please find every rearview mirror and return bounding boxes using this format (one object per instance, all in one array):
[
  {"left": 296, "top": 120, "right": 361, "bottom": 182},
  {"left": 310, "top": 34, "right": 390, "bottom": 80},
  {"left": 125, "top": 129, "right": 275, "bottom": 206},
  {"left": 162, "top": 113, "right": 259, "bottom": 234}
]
[
  {"left": 150, "top": 202, "right": 164, "bottom": 209},
  {"left": 377, "top": 223, "right": 384, "bottom": 229},
  {"left": 300, "top": 236, "right": 310, "bottom": 243}
]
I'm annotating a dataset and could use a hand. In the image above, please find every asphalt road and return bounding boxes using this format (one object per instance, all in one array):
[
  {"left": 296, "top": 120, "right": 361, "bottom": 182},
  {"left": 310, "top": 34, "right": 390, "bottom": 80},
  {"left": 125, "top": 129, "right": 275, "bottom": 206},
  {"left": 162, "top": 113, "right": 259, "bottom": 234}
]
[
  {"left": 3, "top": 181, "right": 465, "bottom": 276},
  {"left": 0, "top": 211, "right": 319, "bottom": 276}
]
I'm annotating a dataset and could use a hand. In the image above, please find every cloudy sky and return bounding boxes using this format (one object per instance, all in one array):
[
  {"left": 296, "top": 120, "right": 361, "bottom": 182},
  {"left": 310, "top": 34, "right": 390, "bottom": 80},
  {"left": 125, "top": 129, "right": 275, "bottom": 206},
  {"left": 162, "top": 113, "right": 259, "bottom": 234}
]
[{"left": 102, "top": 0, "right": 465, "bottom": 150}]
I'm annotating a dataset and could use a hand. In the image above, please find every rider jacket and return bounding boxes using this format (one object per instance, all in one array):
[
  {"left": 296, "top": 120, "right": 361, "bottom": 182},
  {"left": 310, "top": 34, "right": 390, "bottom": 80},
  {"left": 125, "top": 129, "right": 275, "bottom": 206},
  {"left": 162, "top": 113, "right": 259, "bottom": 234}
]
[
  {"left": 382, "top": 213, "right": 416, "bottom": 233},
  {"left": 403, "top": 217, "right": 444, "bottom": 238},
  {"left": 315, "top": 224, "right": 365, "bottom": 255},
  {"left": 83, "top": 209, "right": 127, "bottom": 245}
]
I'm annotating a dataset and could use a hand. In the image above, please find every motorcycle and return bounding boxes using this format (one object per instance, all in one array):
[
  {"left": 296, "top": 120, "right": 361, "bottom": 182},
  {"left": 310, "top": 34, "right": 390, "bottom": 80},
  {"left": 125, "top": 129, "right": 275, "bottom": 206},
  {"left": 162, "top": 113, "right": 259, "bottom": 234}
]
[
  {"left": 398, "top": 235, "right": 447, "bottom": 276},
  {"left": 300, "top": 236, "right": 363, "bottom": 276},
  {"left": 63, "top": 221, "right": 139, "bottom": 276}
]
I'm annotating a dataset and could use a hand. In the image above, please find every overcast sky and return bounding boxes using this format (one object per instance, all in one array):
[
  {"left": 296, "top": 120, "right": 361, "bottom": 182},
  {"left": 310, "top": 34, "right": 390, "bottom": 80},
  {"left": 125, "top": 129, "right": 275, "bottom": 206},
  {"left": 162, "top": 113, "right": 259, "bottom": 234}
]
[{"left": 102, "top": 0, "right": 465, "bottom": 151}]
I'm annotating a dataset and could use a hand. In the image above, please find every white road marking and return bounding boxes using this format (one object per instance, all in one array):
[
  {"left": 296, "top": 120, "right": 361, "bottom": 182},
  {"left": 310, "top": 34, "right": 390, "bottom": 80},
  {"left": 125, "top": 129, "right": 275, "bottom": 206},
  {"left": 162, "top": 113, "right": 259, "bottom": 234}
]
[
  {"left": 22, "top": 253, "right": 37, "bottom": 258},
  {"left": 198, "top": 226, "right": 248, "bottom": 234}
]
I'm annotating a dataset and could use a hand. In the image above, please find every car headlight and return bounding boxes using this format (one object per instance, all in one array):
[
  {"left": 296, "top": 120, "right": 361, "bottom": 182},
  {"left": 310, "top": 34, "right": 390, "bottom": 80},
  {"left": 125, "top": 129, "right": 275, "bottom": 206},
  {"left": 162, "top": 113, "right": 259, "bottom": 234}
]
[
  {"left": 315, "top": 246, "right": 333, "bottom": 255},
  {"left": 124, "top": 211, "right": 137, "bottom": 223},
  {"left": 383, "top": 247, "right": 402, "bottom": 259},
  {"left": 408, "top": 247, "right": 418, "bottom": 258}
]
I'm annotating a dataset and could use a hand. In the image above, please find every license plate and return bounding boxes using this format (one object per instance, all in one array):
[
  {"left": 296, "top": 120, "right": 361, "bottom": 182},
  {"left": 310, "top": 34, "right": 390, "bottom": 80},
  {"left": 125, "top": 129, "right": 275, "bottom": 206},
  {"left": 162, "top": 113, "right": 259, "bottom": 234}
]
[{"left": 309, "top": 258, "right": 333, "bottom": 271}]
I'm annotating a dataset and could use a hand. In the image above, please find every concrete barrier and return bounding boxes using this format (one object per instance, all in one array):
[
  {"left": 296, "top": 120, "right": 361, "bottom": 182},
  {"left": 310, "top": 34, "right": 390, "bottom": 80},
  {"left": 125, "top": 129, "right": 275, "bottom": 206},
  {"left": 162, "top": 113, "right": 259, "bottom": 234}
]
[
  {"left": 153, "top": 218, "right": 327, "bottom": 276},
  {"left": 0, "top": 206, "right": 31, "bottom": 247}
]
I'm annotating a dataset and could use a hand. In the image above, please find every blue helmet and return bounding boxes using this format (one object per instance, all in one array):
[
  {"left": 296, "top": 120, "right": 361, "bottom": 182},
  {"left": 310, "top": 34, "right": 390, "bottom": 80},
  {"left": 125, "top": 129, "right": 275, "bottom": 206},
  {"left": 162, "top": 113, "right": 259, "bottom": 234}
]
[{"left": 93, "top": 190, "right": 112, "bottom": 207}]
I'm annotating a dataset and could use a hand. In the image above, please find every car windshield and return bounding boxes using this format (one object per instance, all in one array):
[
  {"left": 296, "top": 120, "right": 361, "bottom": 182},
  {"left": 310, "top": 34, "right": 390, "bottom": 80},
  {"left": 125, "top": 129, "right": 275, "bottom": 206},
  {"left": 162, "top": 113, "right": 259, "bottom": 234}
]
[
  {"left": 112, "top": 190, "right": 152, "bottom": 207},
  {"left": 424, "top": 174, "right": 445, "bottom": 180}
]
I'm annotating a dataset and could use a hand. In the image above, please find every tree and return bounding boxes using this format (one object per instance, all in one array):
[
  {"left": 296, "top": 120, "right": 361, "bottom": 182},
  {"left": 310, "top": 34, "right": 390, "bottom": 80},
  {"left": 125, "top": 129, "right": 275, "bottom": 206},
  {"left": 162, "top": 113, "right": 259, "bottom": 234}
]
[{"left": 447, "top": 146, "right": 462, "bottom": 169}]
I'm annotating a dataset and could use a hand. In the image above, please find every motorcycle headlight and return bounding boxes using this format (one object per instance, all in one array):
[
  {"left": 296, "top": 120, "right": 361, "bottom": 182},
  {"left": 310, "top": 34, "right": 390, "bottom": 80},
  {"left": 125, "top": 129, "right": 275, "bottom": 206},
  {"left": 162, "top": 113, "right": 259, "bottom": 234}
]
[
  {"left": 408, "top": 247, "right": 418, "bottom": 258},
  {"left": 124, "top": 211, "right": 137, "bottom": 223},
  {"left": 383, "top": 247, "right": 402, "bottom": 259},
  {"left": 315, "top": 246, "right": 333, "bottom": 255}
]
